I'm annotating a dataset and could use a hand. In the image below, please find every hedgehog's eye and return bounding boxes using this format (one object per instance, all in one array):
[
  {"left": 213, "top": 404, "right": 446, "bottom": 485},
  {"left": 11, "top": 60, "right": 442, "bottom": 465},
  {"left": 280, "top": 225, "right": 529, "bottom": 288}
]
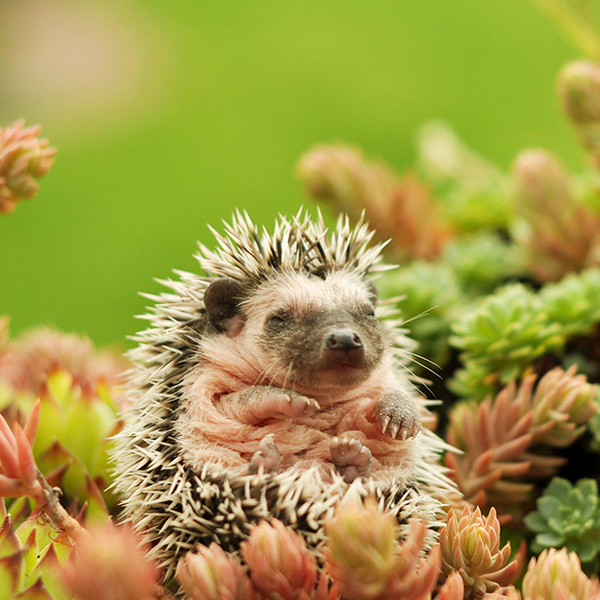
[{"left": 267, "top": 310, "right": 292, "bottom": 328}]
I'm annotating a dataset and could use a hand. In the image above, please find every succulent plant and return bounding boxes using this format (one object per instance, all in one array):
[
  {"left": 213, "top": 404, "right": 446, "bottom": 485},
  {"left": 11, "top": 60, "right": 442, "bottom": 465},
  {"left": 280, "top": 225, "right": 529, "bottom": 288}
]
[
  {"left": 449, "top": 284, "right": 564, "bottom": 400},
  {"left": 324, "top": 501, "right": 441, "bottom": 600},
  {"left": 439, "top": 506, "right": 523, "bottom": 599},
  {"left": 540, "top": 268, "right": 600, "bottom": 338},
  {"left": 377, "top": 261, "right": 462, "bottom": 368},
  {"left": 442, "top": 233, "right": 524, "bottom": 297},
  {"left": 62, "top": 523, "right": 163, "bottom": 600},
  {"left": 521, "top": 548, "right": 600, "bottom": 600},
  {"left": 524, "top": 478, "right": 600, "bottom": 570},
  {"left": 528, "top": 365, "right": 597, "bottom": 448},
  {"left": 0, "top": 510, "right": 74, "bottom": 599},
  {"left": 177, "top": 543, "right": 256, "bottom": 600},
  {"left": 296, "top": 143, "right": 452, "bottom": 260},
  {"left": 0, "top": 328, "right": 126, "bottom": 513},
  {"left": 445, "top": 379, "right": 536, "bottom": 516},
  {"left": 558, "top": 60, "right": 600, "bottom": 168},
  {"left": 415, "top": 122, "right": 512, "bottom": 234},
  {"left": 511, "top": 149, "right": 600, "bottom": 282},
  {"left": 0, "top": 120, "right": 56, "bottom": 214},
  {"left": 241, "top": 519, "right": 331, "bottom": 600},
  {"left": 446, "top": 367, "right": 596, "bottom": 518}
]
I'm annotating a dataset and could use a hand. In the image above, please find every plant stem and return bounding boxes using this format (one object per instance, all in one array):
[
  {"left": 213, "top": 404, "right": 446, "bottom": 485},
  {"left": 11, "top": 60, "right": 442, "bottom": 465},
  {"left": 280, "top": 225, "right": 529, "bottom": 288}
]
[
  {"left": 35, "top": 469, "right": 88, "bottom": 539},
  {"left": 529, "top": 0, "right": 600, "bottom": 61}
]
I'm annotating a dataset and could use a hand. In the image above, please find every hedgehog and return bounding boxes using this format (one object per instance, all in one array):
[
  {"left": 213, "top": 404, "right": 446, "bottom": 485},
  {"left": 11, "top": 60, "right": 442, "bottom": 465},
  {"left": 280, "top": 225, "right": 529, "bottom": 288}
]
[{"left": 113, "top": 210, "right": 457, "bottom": 583}]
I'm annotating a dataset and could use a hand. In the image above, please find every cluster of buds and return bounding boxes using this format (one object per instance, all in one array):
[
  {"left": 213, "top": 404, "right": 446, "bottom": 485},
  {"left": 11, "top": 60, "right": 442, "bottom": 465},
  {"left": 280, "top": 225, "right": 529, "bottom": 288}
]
[
  {"left": 511, "top": 149, "right": 600, "bottom": 282},
  {"left": 296, "top": 144, "right": 452, "bottom": 260},
  {"left": 0, "top": 327, "right": 127, "bottom": 514},
  {"left": 178, "top": 519, "right": 332, "bottom": 600},
  {"left": 439, "top": 506, "right": 523, "bottom": 598},
  {"left": 521, "top": 548, "right": 600, "bottom": 600},
  {"left": 446, "top": 367, "right": 597, "bottom": 519},
  {"left": 558, "top": 60, "right": 600, "bottom": 167},
  {"left": 0, "top": 120, "right": 55, "bottom": 213},
  {"left": 176, "top": 503, "right": 527, "bottom": 600},
  {"left": 324, "top": 501, "right": 441, "bottom": 600}
]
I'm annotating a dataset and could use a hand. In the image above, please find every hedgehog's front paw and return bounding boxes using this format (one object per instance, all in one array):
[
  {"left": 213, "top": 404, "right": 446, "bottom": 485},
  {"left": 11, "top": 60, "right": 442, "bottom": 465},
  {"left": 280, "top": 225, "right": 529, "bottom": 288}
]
[
  {"left": 271, "top": 390, "right": 320, "bottom": 419},
  {"left": 371, "top": 391, "right": 421, "bottom": 441},
  {"left": 248, "top": 434, "right": 280, "bottom": 475},
  {"left": 330, "top": 436, "right": 372, "bottom": 483}
]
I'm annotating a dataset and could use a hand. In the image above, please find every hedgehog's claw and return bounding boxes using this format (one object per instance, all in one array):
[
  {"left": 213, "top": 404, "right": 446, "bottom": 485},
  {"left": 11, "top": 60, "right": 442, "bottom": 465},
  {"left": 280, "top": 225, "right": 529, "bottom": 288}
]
[
  {"left": 372, "top": 391, "right": 421, "bottom": 442},
  {"left": 379, "top": 415, "right": 390, "bottom": 435},
  {"left": 289, "top": 394, "right": 320, "bottom": 418}
]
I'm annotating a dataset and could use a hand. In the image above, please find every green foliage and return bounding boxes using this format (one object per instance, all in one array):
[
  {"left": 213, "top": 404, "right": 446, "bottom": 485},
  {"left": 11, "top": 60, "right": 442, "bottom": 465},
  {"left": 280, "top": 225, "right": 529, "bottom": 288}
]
[
  {"left": 377, "top": 261, "right": 461, "bottom": 368},
  {"left": 525, "top": 478, "right": 600, "bottom": 571},
  {"left": 449, "top": 284, "right": 565, "bottom": 399},
  {"left": 541, "top": 268, "right": 600, "bottom": 338},
  {"left": 442, "top": 231, "right": 525, "bottom": 296}
]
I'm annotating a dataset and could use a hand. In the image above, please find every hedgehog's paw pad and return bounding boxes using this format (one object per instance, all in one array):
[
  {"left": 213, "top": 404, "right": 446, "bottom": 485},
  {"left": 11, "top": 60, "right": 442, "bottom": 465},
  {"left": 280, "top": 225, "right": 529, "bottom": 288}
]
[
  {"left": 330, "top": 436, "right": 372, "bottom": 483},
  {"left": 374, "top": 402, "right": 421, "bottom": 441},
  {"left": 248, "top": 434, "right": 280, "bottom": 475}
]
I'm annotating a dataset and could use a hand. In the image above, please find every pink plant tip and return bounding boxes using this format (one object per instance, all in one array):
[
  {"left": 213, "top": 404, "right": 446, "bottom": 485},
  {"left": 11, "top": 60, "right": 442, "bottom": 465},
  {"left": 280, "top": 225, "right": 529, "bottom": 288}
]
[
  {"left": 0, "top": 119, "right": 56, "bottom": 214},
  {"left": 177, "top": 543, "right": 255, "bottom": 600}
]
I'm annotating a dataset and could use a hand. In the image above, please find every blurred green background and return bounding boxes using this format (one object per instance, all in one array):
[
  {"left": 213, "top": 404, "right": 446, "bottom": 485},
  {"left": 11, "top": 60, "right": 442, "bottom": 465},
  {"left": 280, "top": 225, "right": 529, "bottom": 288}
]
[{"left": 0, "top": 0, "right": 584, "bottom": 348}]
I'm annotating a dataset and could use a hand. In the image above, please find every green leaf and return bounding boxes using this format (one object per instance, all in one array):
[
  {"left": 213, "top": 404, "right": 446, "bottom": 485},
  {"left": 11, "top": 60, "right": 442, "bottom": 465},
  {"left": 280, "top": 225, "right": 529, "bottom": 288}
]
[
  {"left": 537, "top": 496, "right": 562, "bottom": 520},
  {"left": 574, "top": 537, "right": 597, "bottom": 563},
  {"left": 64, "top": 396, "right": 115, "bottom": 475},
  {"left": 524, "top": 512, "right": 547, "bottom": 532},
  {"left": 535, "top": 531, "right": 564, "bottom": 548},
  {"left": 545, "top": 477, "right": 572, "bottom": 502}
]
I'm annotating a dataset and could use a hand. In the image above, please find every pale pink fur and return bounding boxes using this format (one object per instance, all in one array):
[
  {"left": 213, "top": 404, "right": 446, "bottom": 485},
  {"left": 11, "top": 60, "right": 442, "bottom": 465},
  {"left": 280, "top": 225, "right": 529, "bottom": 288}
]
[{"left": 175, "top": 270, "right": 418, "bottom": 481}]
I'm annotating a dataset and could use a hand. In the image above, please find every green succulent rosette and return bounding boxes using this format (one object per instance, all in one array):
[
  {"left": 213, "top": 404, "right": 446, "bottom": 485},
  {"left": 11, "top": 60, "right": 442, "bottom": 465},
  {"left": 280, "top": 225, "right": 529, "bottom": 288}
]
[
  {"left": 450, "top": 284, "right": 565, "bottom": 400},
  {"left": 378, "top": 261, "right": 462, "bottom": 368},
  {"left": 525, "top": 478, "right": 600, "bottom": 571}
]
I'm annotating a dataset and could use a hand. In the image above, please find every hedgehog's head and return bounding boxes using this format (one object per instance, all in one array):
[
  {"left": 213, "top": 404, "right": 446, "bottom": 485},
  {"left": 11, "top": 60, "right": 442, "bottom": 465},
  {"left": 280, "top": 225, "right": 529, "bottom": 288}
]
[{"left": 203, "top": 269, "right": 389, "bottom": 393}]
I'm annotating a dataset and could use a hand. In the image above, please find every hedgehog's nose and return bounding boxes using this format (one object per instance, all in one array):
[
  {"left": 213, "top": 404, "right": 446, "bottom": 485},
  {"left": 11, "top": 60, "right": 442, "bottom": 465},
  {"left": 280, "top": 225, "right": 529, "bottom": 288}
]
[{"left": 326, "top": 329, "right": 363, "bottom": 351}]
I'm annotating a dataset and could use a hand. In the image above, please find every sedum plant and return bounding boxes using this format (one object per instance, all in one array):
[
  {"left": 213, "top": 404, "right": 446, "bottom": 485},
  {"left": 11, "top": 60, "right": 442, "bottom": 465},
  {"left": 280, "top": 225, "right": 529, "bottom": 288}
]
[
  {"left": 0, "top": 326, "right": 126, "bottom": 514},
  {"left": 521, "top": 548, "right": 600, "bottom": 600},
  {"left": 449, "top": 285, "right": 564, "bottom": 400},
  {"left": 524, "top": 478, "right": 600, "bottom": 571},
  {"left": 438, "top": 505, "right": 523, "bottom": 598},
  {"left": 0, "top": 120, "right": 55, "bottom": 214}
]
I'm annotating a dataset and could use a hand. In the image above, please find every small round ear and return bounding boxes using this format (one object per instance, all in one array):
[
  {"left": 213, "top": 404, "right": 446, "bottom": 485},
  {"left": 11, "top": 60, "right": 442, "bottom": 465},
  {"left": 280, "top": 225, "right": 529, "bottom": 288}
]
[
  {"left": 203, "top": 278, "right": 246, "bottom": 334},
  {"left": 366, "top": 278, "right": 378, "bottom": 304}
]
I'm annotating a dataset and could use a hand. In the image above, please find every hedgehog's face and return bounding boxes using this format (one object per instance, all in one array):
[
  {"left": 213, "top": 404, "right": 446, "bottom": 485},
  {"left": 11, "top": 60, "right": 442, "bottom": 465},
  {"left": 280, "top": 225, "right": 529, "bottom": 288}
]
[{"left": 203, "top": 270, "right": 389, "bottom": 392}]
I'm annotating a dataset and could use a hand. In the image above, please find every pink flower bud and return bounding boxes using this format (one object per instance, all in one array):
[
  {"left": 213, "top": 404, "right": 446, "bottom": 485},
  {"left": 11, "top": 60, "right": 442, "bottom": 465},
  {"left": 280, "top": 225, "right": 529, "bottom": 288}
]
[
  {"left": 177, "top": 543, "right": 254, "bottom": 600},
  {"left": 241, "top": 519, "right": 317, "bottom": 600}
]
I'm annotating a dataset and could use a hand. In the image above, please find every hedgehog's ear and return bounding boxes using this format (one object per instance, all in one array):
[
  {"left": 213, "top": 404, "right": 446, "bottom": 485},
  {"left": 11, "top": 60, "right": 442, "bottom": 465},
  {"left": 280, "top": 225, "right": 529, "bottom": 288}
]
[
  {"left": 366, "top": 278, "right": 378, "bottom": 304},
  {"left": 204, "top": 278, "right": 246, "bottom": 336}
]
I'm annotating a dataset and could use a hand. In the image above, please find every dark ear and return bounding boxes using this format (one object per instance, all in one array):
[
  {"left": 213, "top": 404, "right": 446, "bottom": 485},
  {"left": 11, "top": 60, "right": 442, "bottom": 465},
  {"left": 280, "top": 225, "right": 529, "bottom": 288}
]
[
  {"left": 366, "top": 278, "right": 378, "bottom": 304},
  {"left": 204, "top": 278, "right": 246, "bottom": 334}
]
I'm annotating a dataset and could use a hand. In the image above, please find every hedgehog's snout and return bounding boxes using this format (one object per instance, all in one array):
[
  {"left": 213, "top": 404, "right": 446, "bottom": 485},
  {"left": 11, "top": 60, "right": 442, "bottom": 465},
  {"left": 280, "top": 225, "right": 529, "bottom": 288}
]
[
  {"left": 322, "top": 327, "right": 366, "bottom": 369},
  {"left": 326, "top": 328, "right": 362, "bottom": 351}
]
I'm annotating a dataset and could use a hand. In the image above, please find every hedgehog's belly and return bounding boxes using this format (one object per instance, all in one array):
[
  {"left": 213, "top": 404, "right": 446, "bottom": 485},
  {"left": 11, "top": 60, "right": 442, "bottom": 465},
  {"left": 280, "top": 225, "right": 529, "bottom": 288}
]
[{"left": 197, "top": 415, "right": 415, "bottom": 483}]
